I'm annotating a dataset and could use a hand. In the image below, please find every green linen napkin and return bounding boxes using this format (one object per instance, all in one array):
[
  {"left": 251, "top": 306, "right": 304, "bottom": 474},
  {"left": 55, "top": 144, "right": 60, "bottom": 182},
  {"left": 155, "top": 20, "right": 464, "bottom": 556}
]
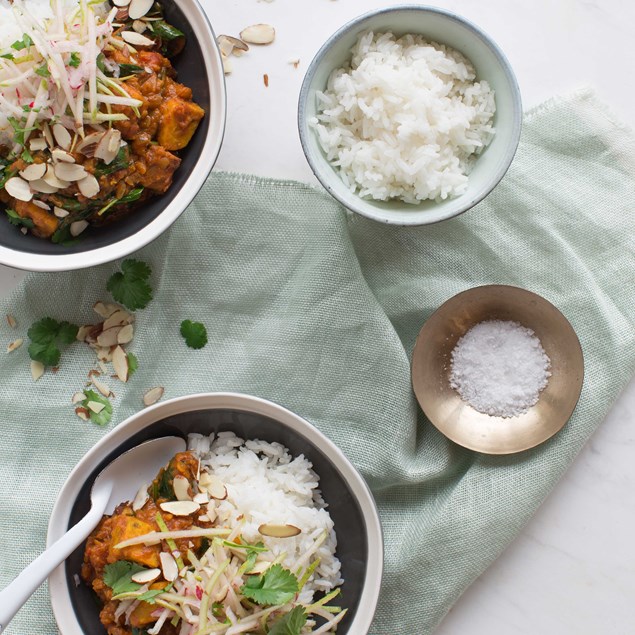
[{"left": 1, "top": 89, "right": 634, "bottom": 635}]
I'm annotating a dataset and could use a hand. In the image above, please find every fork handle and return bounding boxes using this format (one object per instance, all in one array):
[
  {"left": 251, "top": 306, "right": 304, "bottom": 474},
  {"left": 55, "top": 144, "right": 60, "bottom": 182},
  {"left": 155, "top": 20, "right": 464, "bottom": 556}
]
[{"left": 0, "top": 487, "right": 110, "bottom": 633}]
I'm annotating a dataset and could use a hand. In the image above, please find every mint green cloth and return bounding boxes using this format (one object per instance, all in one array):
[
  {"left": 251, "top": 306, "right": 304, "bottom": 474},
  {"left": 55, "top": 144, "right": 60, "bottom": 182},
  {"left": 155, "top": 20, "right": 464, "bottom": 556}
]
[{"left": 1, "top": 90, "right": 635, "bottom": 635}]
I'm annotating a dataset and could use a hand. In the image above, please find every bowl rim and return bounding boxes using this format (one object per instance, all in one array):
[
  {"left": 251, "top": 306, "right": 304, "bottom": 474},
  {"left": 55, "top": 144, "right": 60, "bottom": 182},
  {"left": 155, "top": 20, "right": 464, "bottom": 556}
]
[
  {"left": 47, "top": 391, "right": 384, "bottom": 635},
  {"left": 297, "top": 4, "right": 523, "bottom": 226},
  {"left": 0, "top": 0, "right": 227, "bottom": 272}
]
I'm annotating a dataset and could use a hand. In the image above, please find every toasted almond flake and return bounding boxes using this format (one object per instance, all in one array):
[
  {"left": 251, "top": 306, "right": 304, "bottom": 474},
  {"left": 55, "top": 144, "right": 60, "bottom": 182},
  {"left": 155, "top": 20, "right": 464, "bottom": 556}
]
[
  {"left": 217, "top": 36, "right": 234, "bottom": 58},
  {"left": 33, "top": 200, "right": 51, "bottom": 210},
  {"left": 42, "top": 165, "right": 70, "bottom": 189},
  {"left": 29, "top": 137, "right": 48, "bottom": 151},
  {"left": 113, "top": 0, "right": 131, "bottom": 5},
  {"left": 103, "top": 309, "right": 132, "bottom": 330},
  {"left": 72, "top": 391, "right": 84, "bottom": 404},
  {"left": 129, "top": 0, "right": 154, "bottom": 19},
  {"left": 53, "top": 124, "right": 72, "bottom": 150},
  {"left": 288, "top": 58, "right": 300, "bottom": 68},
  {"left": 7, "top": 338, "right": 23, "bottom": 353},
  {"left": 198, "top": 515, "right": 210, "bottom": 522},
  {"left": 53, "top": 206, "right": 69, "bottom": 218},
  {"left": 160, "top": 501, "right": 200, "bottom": 517},
  {"left": 30, "top": 360, "right": 44, "bottom": 381},
  {"left": 246, "top": 561, "right": 271, "bottom": 575},
  {"left": 93, "top": 301, "right": 122, "bottom": 319},
  {"left": 97, "top": 326, "right": 122, "bottom": 347},
  {"left": 75, "top": 406, "right": 89, "bottom": 421},
  {"left": 132, "top": 484, "right": 150, "bottom": 511},
  {"left": 132, "top": 19, "right": 147, "bottom": 33},
  {"left": 78, "top": 174, "right": 100, "bottom": 198},
  {"left": 94, "top": 129, "right": 121, "bottom": 165},
  {"left": 76, "top": 325, "right": 94, "bottom": 342},
  {"left": 199, "top": 473, "right": 227, "bottom": 500},
  {"left": 96, "top": 346, "right": 114, "bottom": 362},
  {"left": 20, "top": 227, "right": 27, "bottom": 235},
  {"left": 121, "top": 30, "right": 155, "bottom": 47},
  {"left": 117, "top": 324, "right": 134, "bottom": 345},
  {"left": 98, "top": 361, "right": 109, "bottom": 374},
  {"left": 87, "top": 400, "right": 106, "bottom": 414},
  {"left": 19, "top": 163, "right": 47, "bottom": 181},
  {"left": 76, "top": 132, "right": 105, "bottom": 158},
  {"left": 70, "top": 220, "right": 89, "bottom": 237},
  {"left": 218, "top": 35, "right": 249, "bottom": 53},
  {"left": 193, "top": 492, "right": 209, "bottom": 505},
  {"left": 173, "top": 475, "right": 192, "bottom": 501},
  {"left": 112, "top": 345, "right": 129, "bottom": 382},
  {"left": 42, "top": 123, "right": 54, "bottom": 148},
  {"left": 5, "top": 177, "right": 33, "bottom": 201},
  {"left": 6, "top": 315, "right": 16, "bottom": 329},
  {"left": 131, "top": 568, "right": 161, "bottom": 584},
  {"left": 143, "top": 386, "right": 164, "bottom": 406},
  {"left": 221, "top": 54, "right": 232, "bottom": 75},
  {"left": 258, "top": 524, "right": 302, "bottom": 538},
  {"left": 30, "top": 178, "right": 58, "bottom": 194},
  {"left": 159, "top": 552, "right": 179, "bottom": 582},
  {"left": 92, "top": 376, "right": 112, "bottom": 397},
  {"left": 240, "top": 24, "right": 275, "bottom": 45},
  {"left": 51, "top": 149, "right": 76, "bottom": 164},
  {"left": 263, "top": 73, "right": 269, "bottom": 87},
  {"left": 55, "top": 162, "right": 87, "bottom": 182},
  {"left": 88, "top": 369, "right": 101, "bottom": 379}
]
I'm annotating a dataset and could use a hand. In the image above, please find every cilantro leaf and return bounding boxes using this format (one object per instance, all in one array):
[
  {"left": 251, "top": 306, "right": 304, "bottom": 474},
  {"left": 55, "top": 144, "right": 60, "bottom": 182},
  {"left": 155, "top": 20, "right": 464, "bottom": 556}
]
[
  {"left": 11, "top": 34, "right": 33, "bottom": 51},
  {"left": 240, "top": 564, "right": 299, "bottom": 606},
  {"left": 6, "top": 209, "right": 34, "bottom": 229},
  {"left": 106, "top": 259, "right": 152, "bottom": 311},
  {"left": 69, "top": 52, "right": 81, "bottom": 67},
  {"left": 27, "top": 318, "right": 78, "bottom": 367},
  {"left": 103, "top": 561, "right": 145, "bottom": 595},
  {"left": 268, "top": 607, "right": 307, "bottom": 635},
  {"left": 81, "top": 389, "right": 112, "bottom": 426},
  {"left": 180, "top": 320, "right": 207, "bottom": 349},
  {"left": 127, "top": 351, "right": 139, "bottom": 377},
  {"left": 35, "top": 63, "right": 50, "bottom": 77}
]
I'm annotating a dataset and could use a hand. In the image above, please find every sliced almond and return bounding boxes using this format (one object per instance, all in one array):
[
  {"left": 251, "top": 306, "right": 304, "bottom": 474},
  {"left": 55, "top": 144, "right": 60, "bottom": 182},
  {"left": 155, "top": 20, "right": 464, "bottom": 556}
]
[
  {"left": 55, "top": 162, "right": 87, "bottom": 182},
  {"left": 199, "top": 473, "right": 227, "bottom": 500},
  {"left": 72, "top": 391, "right": 84, "bottom": 404},
  {"left": 132, "top": 484, "right": 149, "bottom": 511},
  {"left": 159, "top": 551, "right": 179, "bottom": 582},
  {"left": 42, "top": 123, "right": 54, "bottom": 148},
  {"left": 239, "top": 24, "right": 275, "bottom": 45},
  {"left": 103, "top": 309, "right": 132, "bottom": 330},
  {"left": 289, "top": 58, "right": 300, "bottom": 69},
  {"left": 217, "top": 36, "right": 234, "bottom": 58},
  {"left": 92, "top": 376, "right": 112, "bottom": 397},
  {"left": 143, "top": 386, "right": 164, "bottom": 406},
  {"left": 42, "top": 165, "right": 70, "bottom": 189},
  {"left": 97, "top": 326, "right": 122, "bottom": 347},
  {"left": 76, "top": 325, "right": 95, "bottom": 342},
  {"left": 30, "top": 360, "right": 44, "bottom": 381},
  {"left": 30, "top": 178, "right": 58, "bottom": 194},
  {"left": 5, "top": 177, "right": 33, "bottom": 202},
  {"left": 112, "top": 345, "right": 129, "bottom": 382},
  {"left": 112, "top": 0, "right": 131, "bottom": 5},
  {"left": 132, "top": 19, "right": 147, "bottom": 33},
  {"left": 19, "top": 163, "right": 47, "bottom": 181},
  {"left": 173, "top": 475, "right": 192, "bottom": 501},
  {"left": 51, "top": 148, "right": 76, "bottom": 163},
  {"left": 7, "top": 338, "right": 23, "bottom": 353},
  {"left": 33, "top": 200, "right": 51, "bottom": 210},
  {"left": 53, "top": 123, "right": 72, "bottom": 150},
  {"left": 128, "top": 0, "right": 154, "bottom": 19},
  {"left": 192, "top": 491, "right": 209, "bottom": 505},
  {"left": 198, "top": 514, "right": 210, "bottom": 522},
  {"left": 93, "top": 301, "right": 122, "bottom": 319},
  {"left": 78, "top": 173, "right": 100, "bottom": 198},
  {"left": 98, "top": 361, "right": 109, "bottom": 374},
  {"left": 76, "top": 132, "right": 105, "bottom": 158},
  {"left": 94, "top": 129, "right": 121, "bottom": 165},
  {"left": 218, "top": 35, "right": 249, "bottom": 53},
  {"left": 246, "top": 561, "right": 272, "bottom": 575},
  {"left": 258, "top": 524, "right": 302, "bottom": 538},
  {"left": 70, "top": 220, "right": 89, "bottom": 237},
  {"left": 54, "top": 206, "right": 69, "bottom": 218},
  {"left": 121, "top": 30, "right": 155, "bottom": 47},
  {"left": 75, "top": 406, "right": 89, "bottom": 421},
  {"left": 6, "top": 315, "right": 17, "bottom": 329},
  {"left": 131, "top": 567, "right": 160, "bottom": 584},
  {"left": 159, "top": 501, "right": 200, "bottom": 517},
  {"left": 221, "top": 54, "right": 232, "bottom": 75},
  {"left": 87, "top": 400, "right": 105, "bottom": 414},
  {"left": 117, "top": 323, "right": 134, "bottom": 345},
  {"left": 29, "top": 137, "right": 48, "bottom": 152},
  {"left": 96, "top": 346, "right": 114, "bottom": 362}
]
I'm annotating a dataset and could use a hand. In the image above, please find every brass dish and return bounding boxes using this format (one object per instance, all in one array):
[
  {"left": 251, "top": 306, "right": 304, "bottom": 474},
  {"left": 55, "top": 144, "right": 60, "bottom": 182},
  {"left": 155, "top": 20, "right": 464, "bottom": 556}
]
[{"left": 411, "top": 285, "right": 584, "bottom": 454}]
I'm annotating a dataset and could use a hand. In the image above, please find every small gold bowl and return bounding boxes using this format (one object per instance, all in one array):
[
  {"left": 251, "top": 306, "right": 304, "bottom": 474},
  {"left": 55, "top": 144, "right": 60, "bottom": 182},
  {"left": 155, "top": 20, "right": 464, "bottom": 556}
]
[{"left": 411, "top": 285, "right": 584, "bottom": 454}]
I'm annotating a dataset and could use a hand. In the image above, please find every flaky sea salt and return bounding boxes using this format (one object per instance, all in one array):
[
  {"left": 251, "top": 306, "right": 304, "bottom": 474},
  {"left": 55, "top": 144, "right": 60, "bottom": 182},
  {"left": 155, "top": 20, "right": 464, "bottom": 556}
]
[{"left": 449, "top": 319, "right": 551, "bottom": 418}]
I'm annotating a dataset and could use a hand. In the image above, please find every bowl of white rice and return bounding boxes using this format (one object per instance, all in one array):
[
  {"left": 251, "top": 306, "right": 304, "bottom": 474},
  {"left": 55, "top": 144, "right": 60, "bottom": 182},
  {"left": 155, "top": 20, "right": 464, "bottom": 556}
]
[
  {"left": 298, "top": 5, "right": 522, "bottom": 225},
  {"left": 48, "top": 392, "right": 383, "bottom": 634}
]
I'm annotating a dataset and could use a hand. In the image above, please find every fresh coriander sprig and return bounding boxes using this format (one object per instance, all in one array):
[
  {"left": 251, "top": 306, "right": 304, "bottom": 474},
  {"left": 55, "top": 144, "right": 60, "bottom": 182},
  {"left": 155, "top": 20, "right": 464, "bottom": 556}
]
[
  {"left": 103, "top": 561, "right": 145, "bottom": 596},
  {"left": 81, "top": 389, "right": 112, "bottom": 426},
  {"left": 180, "top": 320, "right": 207, "bottom": 349},
  {"left": 268, "top": 606, "right": 307, "bottom": 635},
  {"left": 107, "top": 259, "right": 153, "bottom": 311},
  {"left": 240, "top": 563, "right": 299, "bottom": 606},
  {"left": 27, "top": 317, "right": 78, "bottom": 366}
]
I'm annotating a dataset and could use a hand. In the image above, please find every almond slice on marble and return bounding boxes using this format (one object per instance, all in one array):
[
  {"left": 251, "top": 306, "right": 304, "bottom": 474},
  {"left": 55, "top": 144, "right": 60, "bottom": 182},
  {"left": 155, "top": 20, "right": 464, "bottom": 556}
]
[
  {"left": 128, "top": 0, "right": 154, "bottom": 19},
  {"left": 258, "top": 524, "right": 302, "bottom": 538},
  {"left": 55, "top": 162, "right": 87, "bottom": 182},
  {"left": 159, "top": 500, "right": 200, "bottom": 517},
  {"left": 143, "top": 386, "right": 164, "bottom": 406},
  {"left": 5, "top": 177, "right": 33, "bottom": 201},
  {"left": 112, "top": 345, "right": 129, "bottom": 382},
  {"left": 70, "top": 220, "right": 89, "bottom": 237},
  {"left": 7, "top": 338, "right": 23, "bottom": 353},
  {"left": 131, "top": 567, "right": 160, "bottom": 584},
  {"left": 132, "top": 484, "right": 150, "bottom": 511},
  {"left": 173, "top": 475, "right": 192, "bottom": 501},
  {"left": 121, "top": 30, "right": 155, "bottom": 47},
  {"left": 19, "top": 163, "right": 46, "bottom": 181},
  {"left": 239, "top": 24, "right": 275, "bottom": 45},
  {"left": 52, "top": 124, "right": 72, "bottom": 150},
  {"left": 159, "top": 552, "right": 178, "bottom": 582},
  {"left": 6, "top": 315, "right": 17, "bottom": 329},
  {"left": 31, "top": 360, "right": 44, "bottom": 381}
]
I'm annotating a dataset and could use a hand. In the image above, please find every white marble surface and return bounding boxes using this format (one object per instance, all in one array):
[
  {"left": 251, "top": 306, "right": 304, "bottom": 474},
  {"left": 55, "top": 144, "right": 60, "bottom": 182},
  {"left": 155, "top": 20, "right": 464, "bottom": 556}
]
[{"left": 1, "top": 0, "right": 634, "bottom": 632}]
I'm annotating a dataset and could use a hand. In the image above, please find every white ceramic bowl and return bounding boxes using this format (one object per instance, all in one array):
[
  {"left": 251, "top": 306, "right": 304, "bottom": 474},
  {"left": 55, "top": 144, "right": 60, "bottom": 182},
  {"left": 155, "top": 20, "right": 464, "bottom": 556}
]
[
  {"left": 0, "top": 0, "right": 226, "bottom": 272},
  {"left": 298, "top": 5, "right": 522, "bottom": 226},
  {"left": 48, "top": 392, "right": 383, "bottom": 634}
]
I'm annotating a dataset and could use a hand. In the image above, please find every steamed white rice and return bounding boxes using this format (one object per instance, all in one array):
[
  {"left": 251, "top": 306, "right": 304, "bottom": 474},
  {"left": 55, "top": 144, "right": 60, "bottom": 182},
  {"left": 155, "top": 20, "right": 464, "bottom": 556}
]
[
  {"left": 188, "top": 431, "right": 343, "bottom": 603},
  {"left": 311, "top": 30, "right": 496, "bottom": 203}
]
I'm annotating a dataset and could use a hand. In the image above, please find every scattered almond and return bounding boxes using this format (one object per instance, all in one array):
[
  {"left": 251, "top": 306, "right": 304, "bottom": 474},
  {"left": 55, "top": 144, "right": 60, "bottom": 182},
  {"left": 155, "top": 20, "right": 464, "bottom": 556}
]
[
  {"left": 19, "top": 163, "right": 47, "bottom": 181},
  {"left": 112, "top": 345, "right": 129, "bottom": 382},
  {"left": 128, "top": 0, "right": 154, "bottom": 19},
  {"left": 92, "top": 376, "right": 112, "bottom": 397},
  {"left": 103, "top": 309, "right": 132, "bottom": 330},
  {"left": 121, "top": 30, "right": 155, "bottom": 47},
  {"left": 75, "top": 406, "right": 89, "bottom": 421},
  {"left": 5, "top": 177, "right": 33, "bottom": 202},
  {"left": 70, "top": 220, "right": 89, "bottom": 237},
  {"left": 72, "top": 392, "right": 84, "bottom": 404},
  {"left": 199, "top": 472, "right": 227, "bottom": 500},
  {"left": 51, "top": 148, "right": 75, "bottom": 163},
  {"left": 29, "top": 137, "right": 47, "bottom": 152},
  {"left": 53, "top": 207, "right": 70, "bottom": 218},
  {"left": 173, "top": 475, "right": 192, "bottom": 501},
  {"left": 258, "top": 523, "right": 302, "bottom": 538},
  {"left": 6, "top": 315, "right": 17, "bottom": 329},
  {"left": 97, "top": 326, "right": 123, "bottom": 347},
  {"left": 132, "top": 484, "right": 149, "bottom": 511},
  {"left": 159, "top": 552, "right": 179, "bottom": 582},
  {"left": 193, "top": 491, "right": 209, "bottom": 505},
  {"left": 30, "top": 360, "right": 44, "bottom": 381},
  {"left": 86, "top": 400, "right": 106, "bottom": 414},
  {"left": 240, "top": 24, "right": 275, "bottom": 45},
  {"left": 7, "top": 338, "right": 23, "bottom": 353},
  {"left": 131, "top": 568, "right": 161, "bottom": 584},
  {"left": 143, "top": 386, "right": 164, "bottom": 406},
  {"left": 93, "top": 301, "right": 121, "bottom": 319},
  {"left": 78, "top": 174, "right": 100, "bottom": 198},
  {"left": 263, "top": 73, "right": 269, "bottom": 87},
  {"left": 159, "top": 500, "right": 200, "bottom": 516},
  {"left": 52, "top": 123, "right": 72, "bottom": 150},
  {"left": 54, "top": 162, "right": 87, "bottom": 182},
  {"left": 117, "top": 324, "right": 134, "bottom": 344},
  {"left": 246, "top": 561, "right": 271, "bottom": 575}
]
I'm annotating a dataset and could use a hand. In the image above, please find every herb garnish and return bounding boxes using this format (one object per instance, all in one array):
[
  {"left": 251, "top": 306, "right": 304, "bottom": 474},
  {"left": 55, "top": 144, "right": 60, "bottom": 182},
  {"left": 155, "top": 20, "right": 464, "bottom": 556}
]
[
  {"left": 240, "top": 564, "right": 299, "bottom": 606},
  {"left": 180, "top": 320, "right": 207, "bottom": 349},
  {"left": 103, "top": 561, "right": 145, "bottom": 596},
  {"left": 127, "top": 351, "right": 139, "bottom": 377},
  {"left": 119, "top": 63, "right": 144, "bottom": 75},
  {"left": 27, "top": 317, "right": 78, "bottom": 366},
  {"left": 69, "top": 52, "right": 81, "bottom": 68},
  {"left": 81, "top": 389, "right": 112, "bottom": 426},
  {"left": 5, "top": 209, "right": 34, "bottom": 229},
  {"left": 107, "top": 259, "right": 153, "bottom": 311},
  {"left": 268, "top": 607, "right": 308, "bottom": 635},
  {"left": 11, "top": 34, "right": 33, "bottom": 51}
]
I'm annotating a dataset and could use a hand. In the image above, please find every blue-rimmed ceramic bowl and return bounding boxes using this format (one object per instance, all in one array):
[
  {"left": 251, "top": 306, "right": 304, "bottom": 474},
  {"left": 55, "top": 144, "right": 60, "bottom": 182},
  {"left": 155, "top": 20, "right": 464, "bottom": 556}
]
[{"left": 298, "top": 5, "right": 522, "bottom": 226}]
